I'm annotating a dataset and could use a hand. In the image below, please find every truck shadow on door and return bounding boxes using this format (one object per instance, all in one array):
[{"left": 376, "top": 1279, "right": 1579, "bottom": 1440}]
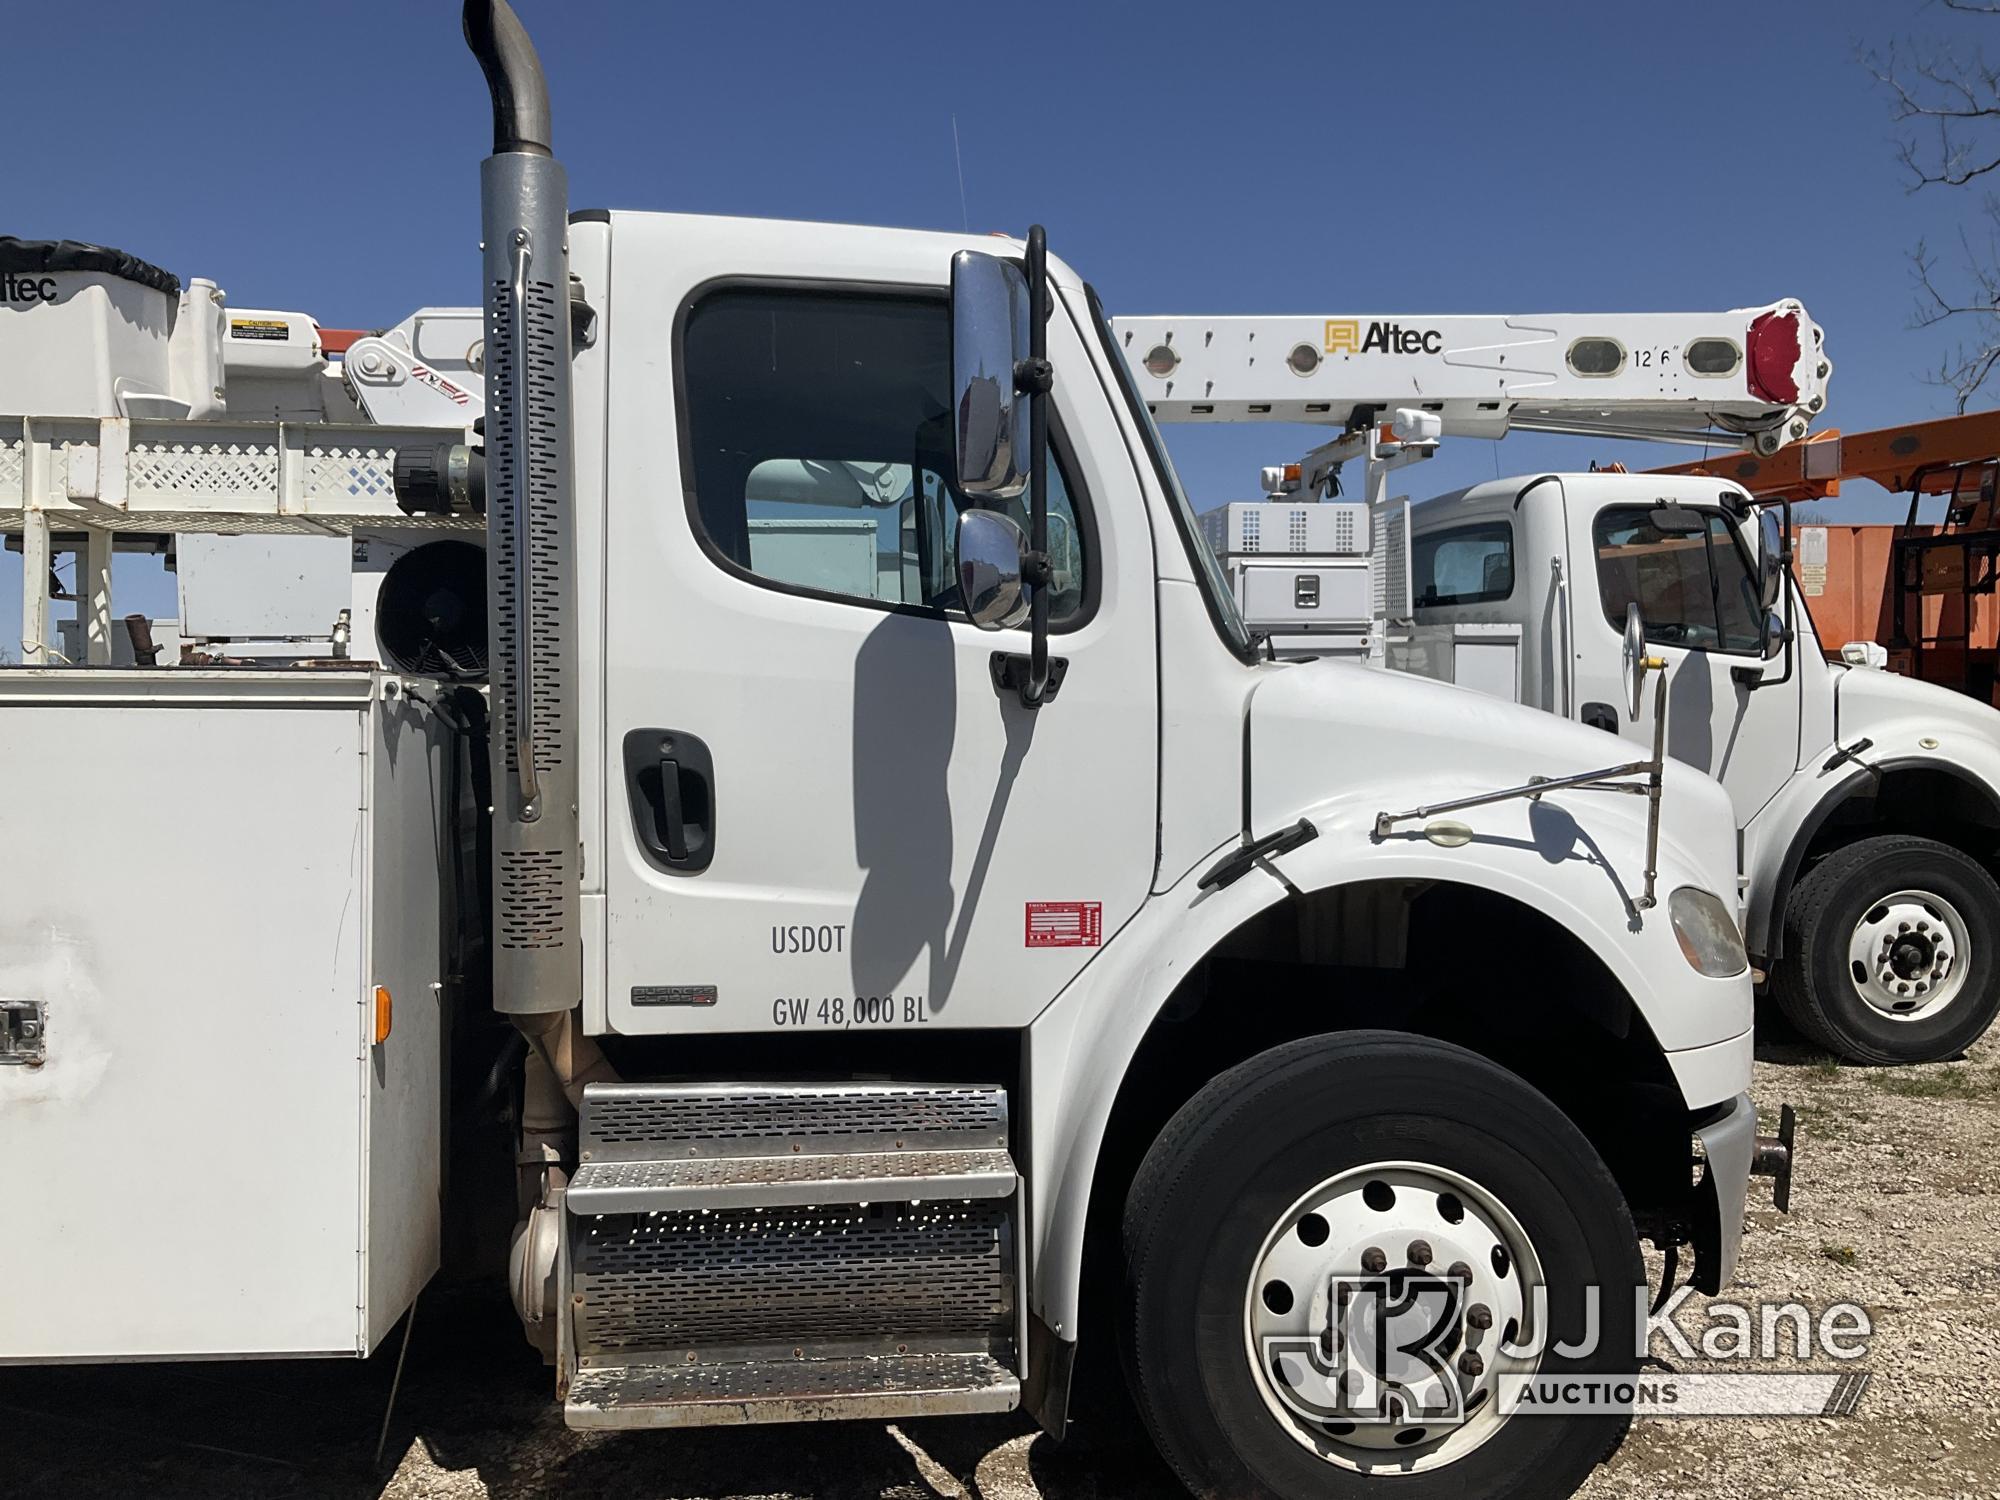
[
  {"left": 1666, "top": 656, "right": 1716, "bottom": 776},
  {"left": 848, "top": 613, "right": 1034, "bottom": 1017}
]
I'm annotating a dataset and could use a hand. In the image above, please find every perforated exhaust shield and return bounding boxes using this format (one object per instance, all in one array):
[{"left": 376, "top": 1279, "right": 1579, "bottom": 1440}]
[{"left": 482, "top": 149, "right": 580, "bottom": 1014}]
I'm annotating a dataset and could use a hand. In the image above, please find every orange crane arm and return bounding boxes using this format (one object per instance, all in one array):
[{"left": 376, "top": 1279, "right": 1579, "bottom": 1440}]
[{"left": 1649, "top": 410, "right": 2000, "bottom": 501}]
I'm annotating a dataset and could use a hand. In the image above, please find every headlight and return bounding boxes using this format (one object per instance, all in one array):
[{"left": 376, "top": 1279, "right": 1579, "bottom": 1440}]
[{"left": 1670, "top": 886, "right": 1748, "bottom": 978}]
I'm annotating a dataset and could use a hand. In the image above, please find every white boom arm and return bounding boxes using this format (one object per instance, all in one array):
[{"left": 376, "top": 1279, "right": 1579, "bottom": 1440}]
[{"left": 1110, "top": 300, "right": 1828, "bottom": 456}]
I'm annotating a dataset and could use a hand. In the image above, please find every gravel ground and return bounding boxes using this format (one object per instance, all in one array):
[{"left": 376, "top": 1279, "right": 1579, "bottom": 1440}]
[{"left": 8, "top": 1030, "right": 1998, "bottom": 1500}]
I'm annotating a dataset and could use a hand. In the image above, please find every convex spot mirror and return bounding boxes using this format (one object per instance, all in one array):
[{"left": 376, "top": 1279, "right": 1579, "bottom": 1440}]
[
  {"left": 1763, "top": 609, "right": 1790, "bottom": 661},
  {"left": 951, "top": 250, "right": 1030, "bottom": 500},
  {"left": 958, "top": 508, "right": 1031, "bottom": 630},
  {"left": 1623, "top": 601, "right": 1653, "bottom": 719},
  {"left": 1757, "top": 506, "right": 1787, "bottom": 612}
]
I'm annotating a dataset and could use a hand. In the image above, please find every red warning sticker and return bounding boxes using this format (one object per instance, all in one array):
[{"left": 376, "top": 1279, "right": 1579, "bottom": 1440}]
[{"left": 1025, "top": 901, "right": 1103, "bottom": 948}]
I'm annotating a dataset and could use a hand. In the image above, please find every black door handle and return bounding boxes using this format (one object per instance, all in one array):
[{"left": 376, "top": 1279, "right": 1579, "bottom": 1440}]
[
  {"left": 623, "top": 728, "right": 715, "bottom": 873},
  {"left": 1581, "top": 701, "right": 1620, "bottom": 734}
]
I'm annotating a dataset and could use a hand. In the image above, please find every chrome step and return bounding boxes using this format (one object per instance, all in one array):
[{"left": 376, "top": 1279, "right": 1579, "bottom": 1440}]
[
  {"left": 571, "top": 1081, "right": 1015, "bottom": 1212},
  {"left": 561, "top": 1080, "right": 1023, "bottom": 1431},
  {"left": 566, "top": 1350, "right": 1019, "bottom": 1429},
  {"left": 567, "top": 1147, "right": 1016, "bottom": 1213}
]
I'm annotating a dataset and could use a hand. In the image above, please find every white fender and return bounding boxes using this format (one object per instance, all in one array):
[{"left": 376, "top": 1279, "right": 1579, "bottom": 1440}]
[
  {"left": 1743, "top": 666, "right": 2000, "bottom": 956},
  {"left": 1024, "top": 774, "right": 1753, "bottom": 1346}
]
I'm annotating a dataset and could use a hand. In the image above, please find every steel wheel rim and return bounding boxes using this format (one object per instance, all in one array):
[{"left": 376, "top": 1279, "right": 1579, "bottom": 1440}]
[
  {"left": 1242, "top": 1160, "right": 1545, "bottom": 1474},
  {"left": 1846, "top": 888, "right": 1970, "bottom": 1021}
]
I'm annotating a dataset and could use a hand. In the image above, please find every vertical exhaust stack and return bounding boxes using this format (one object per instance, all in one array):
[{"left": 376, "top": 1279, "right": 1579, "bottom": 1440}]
[{"left": 466, "top": 0, "right": 580, "bottom": 1016}]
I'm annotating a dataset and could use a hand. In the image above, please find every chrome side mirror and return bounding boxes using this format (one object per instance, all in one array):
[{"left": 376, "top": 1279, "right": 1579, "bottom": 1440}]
[
  {"left": 1757, "top": 507, "right": 1786, "bottom": 611},
  {"left": 1623, "top": 601, "right": 1652, "bottom": 719},
  {"left": 957, "top": 509, "right": 1031, "bottom": 630},
  {"left": 950, "top": 251, "right": 1031, "bottom": 499}
]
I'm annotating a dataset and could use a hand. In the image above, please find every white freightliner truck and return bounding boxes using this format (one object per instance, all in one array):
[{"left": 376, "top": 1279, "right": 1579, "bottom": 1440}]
[
  {"left": 0, "top": 7, "right": 1788, "bottom": 1496},
  {"left": 1116, "top": 311, "right": 2000, "bottom": 1066}
]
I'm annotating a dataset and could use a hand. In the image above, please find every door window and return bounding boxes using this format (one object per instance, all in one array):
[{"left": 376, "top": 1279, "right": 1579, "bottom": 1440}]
[
  {"left": 1594, "top": 506, "right": 1762, "bottom": 652},
  {"left": 1413, "top": 520, "right": 1515, "bottom": 606},
  {"left": 679, "top": 286, "right": 1087, "bottom": 622}
]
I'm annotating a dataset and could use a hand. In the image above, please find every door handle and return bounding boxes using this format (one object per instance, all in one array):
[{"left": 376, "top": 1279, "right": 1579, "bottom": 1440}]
[
  {"left": 623, "top": 728, "right": 715, "bottom": 873},
  {"left": 1580, "top": 701, "right": 1620, "bottom": 734}
]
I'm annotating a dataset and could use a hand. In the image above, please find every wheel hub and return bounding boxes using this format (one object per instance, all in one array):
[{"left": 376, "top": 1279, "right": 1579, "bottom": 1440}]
[
  {"left": 1244, "top": 1161, "right": 1541, "bottom": 1473},
  {"left": 1846, "top": 889, "right": 1969, "bottom": 1021}
]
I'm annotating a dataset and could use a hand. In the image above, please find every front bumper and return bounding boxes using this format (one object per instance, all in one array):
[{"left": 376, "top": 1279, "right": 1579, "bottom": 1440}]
[
  {"left": 1690, "top": 1093, "right": 1756, "bottom": 1294},
  {"left": 1688, "top": 1093, "right": 1798, "bottom": 1293}
]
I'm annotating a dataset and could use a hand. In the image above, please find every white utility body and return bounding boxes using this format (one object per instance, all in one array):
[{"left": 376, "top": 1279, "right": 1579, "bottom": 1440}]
[
  {"left": 1120, "top": 302, "right": 2000, "bottom": 1064},
  {"left": 1, "top": 670, "right": 444, "bottom": 1358},
  {"left": 0, "top": 9, "right": 1792, "bottom": 1498}
]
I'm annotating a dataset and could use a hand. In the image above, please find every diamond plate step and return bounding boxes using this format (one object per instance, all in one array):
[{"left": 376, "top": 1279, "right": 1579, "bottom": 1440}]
[
  {"left": 565, "top": 1351, "right": 1019, "bottom": 1429},
  {"left": 567, "top": 1147, "right": 1017, "bottom": 1213},
  {"left": 580, "top": 1082, "right": 1011, "bottom": 1159},
  {"left": 561, "top": 1082, "right": 1023, "bottom": 1430}
]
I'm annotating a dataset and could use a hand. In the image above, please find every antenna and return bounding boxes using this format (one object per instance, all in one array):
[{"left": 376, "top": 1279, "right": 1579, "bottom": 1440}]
[{"left": 951, "top": 115, "right": 969, "bottom": 233}]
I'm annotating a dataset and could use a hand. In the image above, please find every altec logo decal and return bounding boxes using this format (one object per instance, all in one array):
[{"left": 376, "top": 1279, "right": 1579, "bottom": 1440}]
[
  {"left": 1324, "top": 319, "right": 1443, "bottom": 356},
  {"left": 0, "top": 272, "right": 60, "bottom": 305},
  {"left": 1025, "top": 901, "right": 1103, "bottom": 948}
]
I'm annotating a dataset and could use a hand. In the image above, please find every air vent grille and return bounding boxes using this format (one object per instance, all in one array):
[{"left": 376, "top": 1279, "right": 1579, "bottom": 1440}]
[
  {"left": 498, "top": 849, "right": 568, "bottom": 949},
  {"left": 488, "top": 275, "right": 569, "bottom": 777}
]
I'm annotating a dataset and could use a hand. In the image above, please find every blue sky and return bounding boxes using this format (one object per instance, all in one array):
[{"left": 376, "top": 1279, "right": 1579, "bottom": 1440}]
[{"left": 4, "top": 0, "right": 1992, "bottom": 638}]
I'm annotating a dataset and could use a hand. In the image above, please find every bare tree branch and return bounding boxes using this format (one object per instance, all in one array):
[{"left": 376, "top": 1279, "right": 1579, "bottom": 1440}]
[{"left": 1873, "top": 10, "right": 2000, "bottom": 407}]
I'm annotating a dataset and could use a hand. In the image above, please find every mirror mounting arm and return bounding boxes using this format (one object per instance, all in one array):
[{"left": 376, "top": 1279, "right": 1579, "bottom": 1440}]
[
  {"left": 1014, "top": 356, "right": 1053, "bottom": 397},
  {"left": 1748, "top": 498, "right": 1797, "bottom": 692},
  {"left": 1017, "top": 225, "right": 1055, "bottom": 710}
]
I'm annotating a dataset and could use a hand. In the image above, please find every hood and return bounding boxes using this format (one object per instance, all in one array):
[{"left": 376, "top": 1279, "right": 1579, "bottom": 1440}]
[
  {"left": 1834, "top": 662, "right": 2000, "bottom": 753},
  {"left": 1248, "top": 659, "right": 1740, "bottom": 894}
]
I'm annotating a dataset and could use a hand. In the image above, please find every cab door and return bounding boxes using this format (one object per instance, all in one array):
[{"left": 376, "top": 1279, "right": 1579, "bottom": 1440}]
[
  {"left": 1568, "top": 491, "right": 1803, "bottom": 824},
  {"left": 596, "top": 216, "right": 1159, "bottom": 1034}
]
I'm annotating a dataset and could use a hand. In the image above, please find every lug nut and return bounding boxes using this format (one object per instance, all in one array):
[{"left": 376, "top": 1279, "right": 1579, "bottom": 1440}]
[
  {"left": 1361, "top": 1246, "right": 1389, "bottom": 1275},
  {"left": 1459, "top": 1351, "right": 1485, "bottom": 1378},
  {"left": 1407, "top": 1239, "right": 1434, "bottom": 1268},
  {"left": 1448, "top": 1261, "right": 1474, "bottom": 1284},
  {"left": 1467, "top": 1303, "right": 1493, "bottom": 1331}
]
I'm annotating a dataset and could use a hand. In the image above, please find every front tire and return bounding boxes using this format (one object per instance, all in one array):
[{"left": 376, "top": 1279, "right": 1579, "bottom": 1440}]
[
  {"left": 1120, "top": 1031, "right": 1642, "bottom": 1500},
  {"left": 1772, "top": 834, "right": 2000, "bottom": 1064}
]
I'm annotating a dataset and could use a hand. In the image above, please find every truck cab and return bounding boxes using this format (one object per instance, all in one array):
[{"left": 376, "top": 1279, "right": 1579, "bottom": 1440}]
[
  {"left": 535, "top": 206, "right": 1770, "bottom": 1458},
  {"left": 1407, "top": 471, "right": 2000, "bottom": 1063}
]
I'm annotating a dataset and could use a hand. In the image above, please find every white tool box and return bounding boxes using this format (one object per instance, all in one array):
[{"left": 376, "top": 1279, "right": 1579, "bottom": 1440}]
[
  {"left": 1233, "top": 557, "right": 1373, "bottom": 632},
  {"left": 0, "top": 669, "right": 445, "bottom": 1361}
]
